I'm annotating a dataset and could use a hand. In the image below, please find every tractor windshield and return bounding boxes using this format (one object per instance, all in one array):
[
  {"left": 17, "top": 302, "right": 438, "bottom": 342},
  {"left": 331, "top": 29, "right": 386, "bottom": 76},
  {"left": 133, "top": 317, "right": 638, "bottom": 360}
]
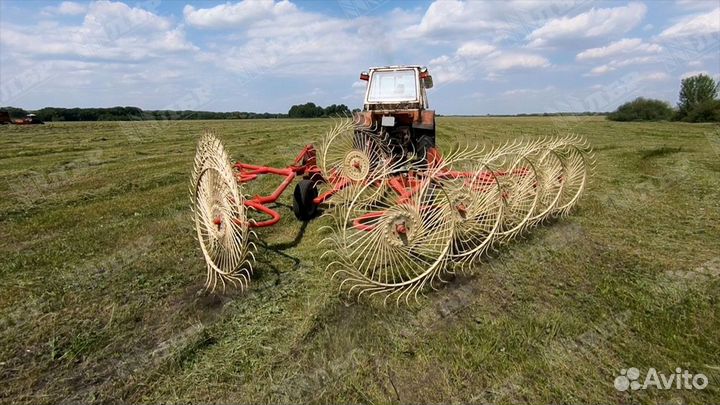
[{"left": 367, "top": 70, "right": 418, "bottom": 103}]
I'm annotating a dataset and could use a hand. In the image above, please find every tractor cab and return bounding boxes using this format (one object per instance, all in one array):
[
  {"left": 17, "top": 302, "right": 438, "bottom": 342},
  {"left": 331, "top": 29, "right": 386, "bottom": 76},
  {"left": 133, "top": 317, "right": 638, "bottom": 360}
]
[{"left": 355, "top": 65, "right": 436, "bottom": 158}]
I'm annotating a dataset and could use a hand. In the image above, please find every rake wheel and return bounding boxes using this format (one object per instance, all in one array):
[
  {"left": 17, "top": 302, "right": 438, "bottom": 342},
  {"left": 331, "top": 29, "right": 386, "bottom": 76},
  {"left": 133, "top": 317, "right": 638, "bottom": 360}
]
[
  {"left": 484, "top": 145, "right": 541, "bottom": 242},
  {"left": 441, "top": 161, "right": 504, "bottom": 263},
  {"left": 191, "top": 132, "right": 253, "bottom": 292},
  {"left": 329, "top": 175, "right": 455, "bottom": 305},
  {"left": 317, "top": 119, "right": 392, "bottom": 188},
  {"left": 552, "top": 139, "right": 592, "bottom": 215},
  {"left": 526, "top": 142, "right": 565, "bottom": 223}
]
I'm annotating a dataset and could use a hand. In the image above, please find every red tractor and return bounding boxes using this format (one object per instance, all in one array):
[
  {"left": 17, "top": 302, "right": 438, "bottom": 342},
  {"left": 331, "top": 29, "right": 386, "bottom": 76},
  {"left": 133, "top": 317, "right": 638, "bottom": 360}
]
[{"left": 355, "top": 66, "right": 436, "bottom": 159}]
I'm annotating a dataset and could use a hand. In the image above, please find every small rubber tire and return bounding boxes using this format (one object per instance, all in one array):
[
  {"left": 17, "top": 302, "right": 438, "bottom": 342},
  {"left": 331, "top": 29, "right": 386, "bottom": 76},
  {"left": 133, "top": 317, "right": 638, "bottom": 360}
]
[
  {"left": 414, "top": 132, "right": 436, "bottom": 164},
  {"left": 293, "top": 179, "right": 318, "bottom": 221}
]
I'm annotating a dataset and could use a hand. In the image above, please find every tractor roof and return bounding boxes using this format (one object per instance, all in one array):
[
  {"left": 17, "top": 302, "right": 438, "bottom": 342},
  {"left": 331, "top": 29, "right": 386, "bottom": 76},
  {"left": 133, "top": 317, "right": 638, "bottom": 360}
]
[{"left": 369, "top": 65, "right": 425, "bottom": 71}]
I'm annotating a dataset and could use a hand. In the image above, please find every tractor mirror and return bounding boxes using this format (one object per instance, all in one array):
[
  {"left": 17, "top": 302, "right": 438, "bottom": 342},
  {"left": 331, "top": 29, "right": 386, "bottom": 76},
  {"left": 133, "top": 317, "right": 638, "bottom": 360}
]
[
  {"left": 360, "top": 72, "right": 369, "bottom": 81},
  {"left": 423, "top": 75, "right": 434, "bottom": 89}
]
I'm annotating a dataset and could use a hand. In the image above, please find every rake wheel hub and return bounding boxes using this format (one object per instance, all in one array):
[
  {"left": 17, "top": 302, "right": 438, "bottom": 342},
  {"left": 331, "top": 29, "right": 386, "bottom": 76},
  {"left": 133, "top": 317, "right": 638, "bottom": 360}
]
[
  {"left": 384, "top": 210, "right": 420, "bottom": 247},
  {"left": 211, "top": 211, "right": 226, "bottom": 237},
  {"left": 342, "top": 150, "right": 371, "bottom": 182}
]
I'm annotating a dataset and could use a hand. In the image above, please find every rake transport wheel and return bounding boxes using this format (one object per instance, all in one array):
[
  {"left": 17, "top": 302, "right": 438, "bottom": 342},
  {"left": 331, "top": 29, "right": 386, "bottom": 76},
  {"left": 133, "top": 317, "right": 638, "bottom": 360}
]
[
  {"left": 551, "top": 140, "right": 590, "bottom": 215},
  {"left": 191, "top": 132, "right": 253, "bottom": 292},
  {"left": 330, "top": 176, "right": 455, "bottom": 305},
  {"left": 293, "top": 179, "right": 319, "bottom": 220},
  {"left": 441, "top": 161, "right": 504, "bottom": 264}
]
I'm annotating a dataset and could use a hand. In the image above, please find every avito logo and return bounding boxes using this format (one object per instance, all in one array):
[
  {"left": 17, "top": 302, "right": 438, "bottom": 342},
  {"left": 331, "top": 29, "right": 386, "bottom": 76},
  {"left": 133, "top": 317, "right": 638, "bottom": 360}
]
[{"left": 614, "top": 367, "right": 709, "bottom": 391}]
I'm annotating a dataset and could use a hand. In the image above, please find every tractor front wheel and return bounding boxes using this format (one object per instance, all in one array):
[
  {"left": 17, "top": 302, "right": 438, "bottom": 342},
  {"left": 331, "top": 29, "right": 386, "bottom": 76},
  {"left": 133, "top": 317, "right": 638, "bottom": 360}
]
[{"left": 293, "top": 179, "right": 319, "bottom": 220}]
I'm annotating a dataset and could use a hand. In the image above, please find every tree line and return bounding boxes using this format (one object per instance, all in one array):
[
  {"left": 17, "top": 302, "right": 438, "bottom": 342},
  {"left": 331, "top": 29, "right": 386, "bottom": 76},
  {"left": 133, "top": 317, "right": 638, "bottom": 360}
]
[
  {"left": 287, "top": 102, "right": 353, "bottom": 118},
  {"left": 608, "top": 74, "right": 719, "bottom": 122},
  {"left": 1, "top": 103, "right": 358, "bottom": 121},
  {"left": 0, "top": 106, "right": 288, "bottom": 122}
]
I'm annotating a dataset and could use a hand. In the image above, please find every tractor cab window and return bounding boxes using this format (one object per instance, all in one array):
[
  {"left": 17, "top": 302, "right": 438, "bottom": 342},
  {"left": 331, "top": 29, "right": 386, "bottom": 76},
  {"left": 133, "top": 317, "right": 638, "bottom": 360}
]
[{"left": 367, "top": 70, "right": 418, "bottom": 103}]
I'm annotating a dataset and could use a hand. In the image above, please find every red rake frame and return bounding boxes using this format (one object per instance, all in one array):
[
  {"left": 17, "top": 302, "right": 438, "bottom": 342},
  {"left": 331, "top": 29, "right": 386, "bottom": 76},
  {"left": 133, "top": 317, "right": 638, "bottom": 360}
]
[{"left": 230, "top": 143, "right": 523, "bottom": 232}]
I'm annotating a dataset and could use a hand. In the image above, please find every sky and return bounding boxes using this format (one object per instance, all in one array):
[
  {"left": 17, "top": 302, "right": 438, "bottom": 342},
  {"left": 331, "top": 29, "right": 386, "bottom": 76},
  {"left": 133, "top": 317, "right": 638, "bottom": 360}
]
[{"left": 0, "top": 0, "right": 718, "bottom": 115}]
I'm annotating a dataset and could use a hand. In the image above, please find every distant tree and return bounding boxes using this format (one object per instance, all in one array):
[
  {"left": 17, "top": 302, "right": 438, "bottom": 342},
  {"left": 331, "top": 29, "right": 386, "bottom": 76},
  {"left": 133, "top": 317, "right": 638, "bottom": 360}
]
[
  {"left": 288, "top": 102, "right": 350, "bottom": 118},
  {"left": 684, "top": 99, "right": 720, "bottom": 123},
  {"left": 0, "top": 106, "right": 28, "bottom": 118},
  {"left": 338, "top": 104, "right": 351, "bottom": 116},
  {"left": 607, "top": 97, "right": 674, "bottom": 121},
  {"left": 323, "top": 103, "right": 351, "bottom": 117},
  {"left": 677, "top": 74, "right": 718, "bottom": 120}
]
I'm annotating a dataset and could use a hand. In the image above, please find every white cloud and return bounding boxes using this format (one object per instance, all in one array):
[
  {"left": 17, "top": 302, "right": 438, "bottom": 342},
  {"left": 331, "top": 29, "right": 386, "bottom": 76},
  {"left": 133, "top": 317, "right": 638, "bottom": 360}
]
[
  {"left": 502, "top": 85, "right": 555, "bottom": 96},
  {"left": 527, "top": 2, "right": 647, "bottom": 47},
  {"left": 402, "top": 0, "right": 604, "bottom": 41},
  {"left": 401, "top": 0, "right": 511, "bottom": 39},
  {"left": 85, "top": 0, "right": 172, "bottom": 32},
  {"left": 585, "top": 55, "right": 659, "bottom": 75},
  {"left": 428, "top": 45, "right": 549, "bottom": 85},
  {"left": 614, "top": 56, "right": 659, "bottom": 67},
  {"left": 490, "top": 53, "right": 550, "bottom": 70},
  {"left": 428, "top": 55, "right": 466, "bottom": 84},
  {"left": 576, "top": 38, "right": 662, "bottom": 60},
  {"left": 187, "top": 2, "right": 370, "bottom": 76},
  {"left": 44, "top": 1, "right": 88, "bottom": 16},
  {"left": 588, "top": 65, "right": 615, "bottom": 75},
  {"left": 1, "top": 1, "right": 195, "bottom": 62},
  {"left": 659, "top": 7, "right": 720, "bottom": 38},
  {"left": 643, "top": 72, "right": 670, "bottom": 81},
  {"left": 456, "top": 41, "right": 496, "bottom": 58},
  {"left": 0, "top": 0, "right": 199, "bottom": 107},
  {"left": 183, "top": 0, "right": 293, "bottom": 29}
]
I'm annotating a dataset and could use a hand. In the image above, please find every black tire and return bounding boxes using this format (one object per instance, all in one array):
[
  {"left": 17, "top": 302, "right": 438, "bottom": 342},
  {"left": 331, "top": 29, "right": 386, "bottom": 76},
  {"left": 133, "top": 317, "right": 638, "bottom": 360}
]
[
  {"left": 414, "top": 117, "right": 436, "bottom": 157},
  {"left": 415, "top": 131, "right": 435, "bottom": 163},
  {"left": 293, "top": 179, "right": 318, "bottom": 221}
]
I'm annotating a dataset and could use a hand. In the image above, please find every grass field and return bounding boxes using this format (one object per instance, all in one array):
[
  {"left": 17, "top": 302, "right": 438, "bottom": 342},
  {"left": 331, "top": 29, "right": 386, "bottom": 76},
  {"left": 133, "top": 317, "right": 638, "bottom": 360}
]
[{"left": 1, "top": 117, "right": 719, "bottom": 404}]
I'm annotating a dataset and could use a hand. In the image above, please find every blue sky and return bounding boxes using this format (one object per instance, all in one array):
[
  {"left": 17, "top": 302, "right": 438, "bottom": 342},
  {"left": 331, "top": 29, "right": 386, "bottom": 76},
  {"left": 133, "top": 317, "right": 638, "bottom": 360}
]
[{"left": 1, "top": 0, "right": 718, "bottom": 114}]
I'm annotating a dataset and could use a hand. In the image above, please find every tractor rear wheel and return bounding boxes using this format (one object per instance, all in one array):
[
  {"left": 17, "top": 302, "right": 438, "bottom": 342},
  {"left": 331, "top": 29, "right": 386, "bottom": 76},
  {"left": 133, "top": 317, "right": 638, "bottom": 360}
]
[
  {"left": 415, "top": 132, "right": 435, "bottom": 160},
  {"left": 293, "top": 179, "right": 318, "bottom": 220}
]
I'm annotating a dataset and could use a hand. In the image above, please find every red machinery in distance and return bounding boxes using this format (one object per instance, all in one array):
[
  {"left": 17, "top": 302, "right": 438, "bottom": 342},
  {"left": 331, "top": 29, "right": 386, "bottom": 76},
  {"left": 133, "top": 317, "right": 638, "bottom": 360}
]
[{"left": 0, "top": 112, "right": 45, "bottom": 125}]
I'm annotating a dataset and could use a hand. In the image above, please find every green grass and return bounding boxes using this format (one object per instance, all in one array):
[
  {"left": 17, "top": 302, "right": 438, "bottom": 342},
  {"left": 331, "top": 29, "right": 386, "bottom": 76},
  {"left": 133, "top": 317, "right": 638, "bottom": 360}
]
[{"left": 1, "top": 117, "right": 719, "bottom": 404}]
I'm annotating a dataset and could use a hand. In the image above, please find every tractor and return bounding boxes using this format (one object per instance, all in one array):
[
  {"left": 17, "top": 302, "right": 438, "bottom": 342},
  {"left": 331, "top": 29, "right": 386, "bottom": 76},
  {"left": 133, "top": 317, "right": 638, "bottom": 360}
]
[
  {"left": 290, "top": 65, "right": 437, "bottom": 221},
  {"left": 355, "top": 65, "right": 436, "bottom": 159}
]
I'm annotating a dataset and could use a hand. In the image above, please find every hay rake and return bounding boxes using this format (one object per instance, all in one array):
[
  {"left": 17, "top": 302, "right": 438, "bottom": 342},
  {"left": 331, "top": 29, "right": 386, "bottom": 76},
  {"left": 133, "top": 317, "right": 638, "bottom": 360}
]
[
  {"left": 190, "top": 122, "right": 594, "bottom": 301},
  {"left": 190, "top": 65, "right": 594, "bottom": 303}
]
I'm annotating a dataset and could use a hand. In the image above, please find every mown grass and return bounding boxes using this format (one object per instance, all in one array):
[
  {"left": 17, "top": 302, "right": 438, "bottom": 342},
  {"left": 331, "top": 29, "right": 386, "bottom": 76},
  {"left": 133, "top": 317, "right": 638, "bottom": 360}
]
[{"left": 0, "top": 117, "right": 719, "bottom": 404}]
